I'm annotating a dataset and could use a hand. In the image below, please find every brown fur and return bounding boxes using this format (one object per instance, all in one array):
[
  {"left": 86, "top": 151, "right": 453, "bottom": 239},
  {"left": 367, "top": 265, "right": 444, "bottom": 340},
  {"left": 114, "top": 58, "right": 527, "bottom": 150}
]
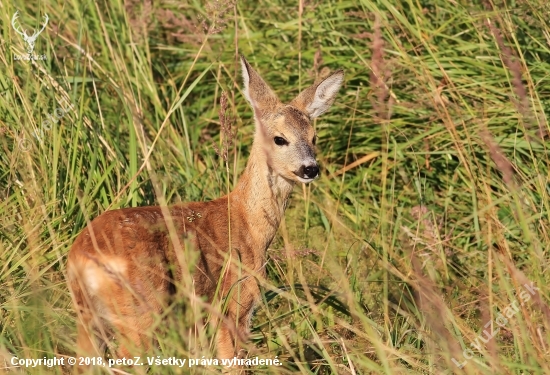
[{"left": 66, "top": 56, "right": 344, "bottom": 365}]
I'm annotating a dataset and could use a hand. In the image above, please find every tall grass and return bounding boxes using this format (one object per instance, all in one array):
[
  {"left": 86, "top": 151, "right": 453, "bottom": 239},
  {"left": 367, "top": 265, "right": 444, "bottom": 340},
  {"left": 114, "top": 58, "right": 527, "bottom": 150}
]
[{"left": 1, "top": 0, "right": 549, "bottom": 373}]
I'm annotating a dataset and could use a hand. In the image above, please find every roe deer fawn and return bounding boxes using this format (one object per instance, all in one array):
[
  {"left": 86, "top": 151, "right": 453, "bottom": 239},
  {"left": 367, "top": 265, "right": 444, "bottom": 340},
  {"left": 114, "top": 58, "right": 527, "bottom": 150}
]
[{"left": 66, "top": 55, "right": 344, "bottom": 365}]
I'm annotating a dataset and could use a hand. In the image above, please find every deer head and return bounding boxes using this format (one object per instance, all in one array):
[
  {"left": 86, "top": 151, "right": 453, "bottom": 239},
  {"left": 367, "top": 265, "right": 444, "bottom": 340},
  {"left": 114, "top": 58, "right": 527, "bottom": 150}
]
[
  {"left": 240, "top": 55, "right": 344, "bottom": 183},
  {"left": 11, "top": 11, "right": 49, "bottom": 55}
]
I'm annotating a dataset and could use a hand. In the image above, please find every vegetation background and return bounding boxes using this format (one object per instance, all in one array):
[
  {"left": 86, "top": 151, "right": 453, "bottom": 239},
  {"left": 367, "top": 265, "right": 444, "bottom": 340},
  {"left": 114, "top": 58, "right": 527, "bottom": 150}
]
[{"left": 1, "top": 0, "right": 549, "bottom": 373}]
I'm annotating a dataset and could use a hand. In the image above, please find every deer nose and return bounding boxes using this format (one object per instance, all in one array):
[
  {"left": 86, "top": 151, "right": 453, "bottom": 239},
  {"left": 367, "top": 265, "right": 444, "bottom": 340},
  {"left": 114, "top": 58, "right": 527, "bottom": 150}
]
[{"left": 302, "top": 165, "right": 319, "bottom": 179}]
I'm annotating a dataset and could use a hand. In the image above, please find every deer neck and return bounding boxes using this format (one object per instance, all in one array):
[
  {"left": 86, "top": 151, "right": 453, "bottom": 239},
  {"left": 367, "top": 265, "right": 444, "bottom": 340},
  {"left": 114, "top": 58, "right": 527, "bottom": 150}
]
[{"left": 230, "top": 142, "right": 295, "bottom": 250}]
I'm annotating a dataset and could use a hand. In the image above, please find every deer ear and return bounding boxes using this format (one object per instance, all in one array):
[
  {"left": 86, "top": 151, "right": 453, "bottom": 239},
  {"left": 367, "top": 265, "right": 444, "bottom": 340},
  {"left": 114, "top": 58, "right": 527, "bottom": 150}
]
[
  {"left": 240, "top": 55, "right": 280, "bottom": 115},
  {"left": 291, "top": 70, "right": 344, "bottom": 118}
]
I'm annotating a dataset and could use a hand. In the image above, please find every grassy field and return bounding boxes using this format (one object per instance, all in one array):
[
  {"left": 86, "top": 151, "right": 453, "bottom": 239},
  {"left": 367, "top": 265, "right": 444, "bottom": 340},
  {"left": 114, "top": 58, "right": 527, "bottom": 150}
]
[{"left": 1, "top": 0, "right": 550, "bottom": 373}]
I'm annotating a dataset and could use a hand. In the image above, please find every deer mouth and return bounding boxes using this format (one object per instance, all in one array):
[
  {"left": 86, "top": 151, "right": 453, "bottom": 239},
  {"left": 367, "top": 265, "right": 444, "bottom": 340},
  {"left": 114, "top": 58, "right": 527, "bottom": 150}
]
[{"left": 292, "top": 172, "right": 318, "bottom": 183}]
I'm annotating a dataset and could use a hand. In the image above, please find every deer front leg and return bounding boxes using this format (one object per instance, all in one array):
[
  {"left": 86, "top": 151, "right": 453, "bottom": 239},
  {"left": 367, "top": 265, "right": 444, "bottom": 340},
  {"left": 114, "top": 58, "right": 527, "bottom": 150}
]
[
  {"left": 217, "top": 311, "right": 253, "bottom": 375},
  {"left": 216, "top": 309, "right": 253, "bottom": 360},
  {"left": 217, "top": 277, "right": 259, "bottom": 363}
]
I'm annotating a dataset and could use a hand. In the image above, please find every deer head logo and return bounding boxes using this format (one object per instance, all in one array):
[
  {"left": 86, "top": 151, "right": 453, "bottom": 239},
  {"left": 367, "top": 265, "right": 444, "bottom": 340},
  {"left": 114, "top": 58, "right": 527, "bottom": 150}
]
[{"left": 11, "top": 11, "right": 49, "bottom": 55}]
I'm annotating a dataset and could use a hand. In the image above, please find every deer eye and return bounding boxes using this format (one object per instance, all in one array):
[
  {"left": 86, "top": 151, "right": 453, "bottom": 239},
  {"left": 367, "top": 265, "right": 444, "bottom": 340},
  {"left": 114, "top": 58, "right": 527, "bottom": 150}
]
[
  {"left": 312, "top": 135, "right": 317, "bottom": 145},
  {"left": 274, "top": 136, "right": 288, "bottom": 146}
]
